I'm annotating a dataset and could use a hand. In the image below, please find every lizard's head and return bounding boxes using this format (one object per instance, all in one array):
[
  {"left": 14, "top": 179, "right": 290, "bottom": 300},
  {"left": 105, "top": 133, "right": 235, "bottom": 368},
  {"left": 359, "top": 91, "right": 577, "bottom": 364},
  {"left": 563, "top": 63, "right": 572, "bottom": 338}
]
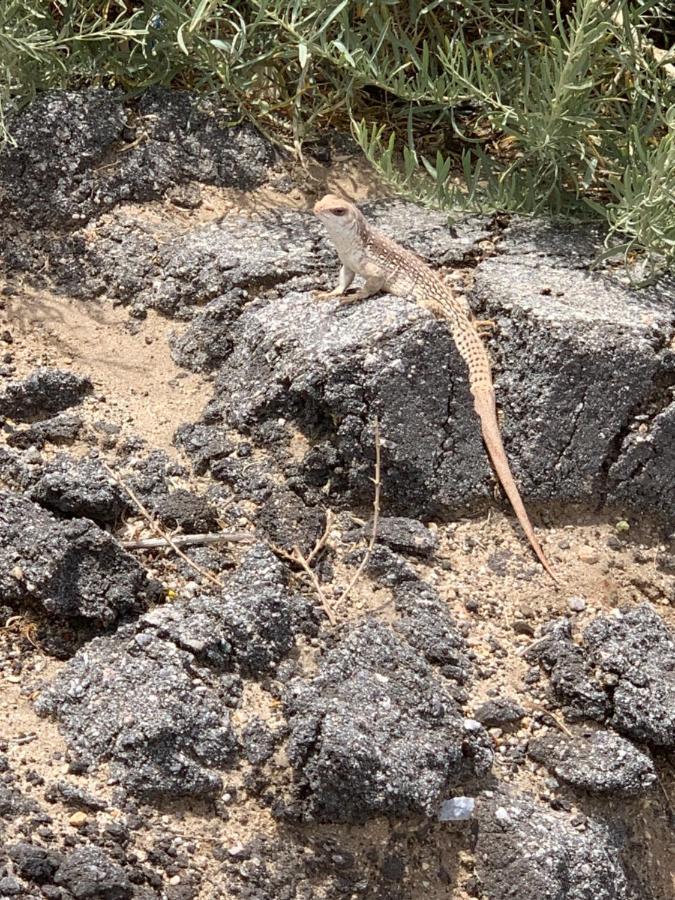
[{"left": 313, "top": 194, "right": 362, "bottom": 236}]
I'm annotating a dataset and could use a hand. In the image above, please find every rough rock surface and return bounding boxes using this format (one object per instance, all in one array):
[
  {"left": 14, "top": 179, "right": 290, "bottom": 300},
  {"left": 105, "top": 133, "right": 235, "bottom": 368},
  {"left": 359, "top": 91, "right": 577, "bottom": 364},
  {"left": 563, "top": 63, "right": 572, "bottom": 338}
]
[
  {"left": 0, "top": 88, "right": 274, "bottom": 229},
  {"left": 474, "top": 697, "right": 526, "bottom": 729},
  {"left": 474, "top": 219, "right": 675, "bottom": 523},
  {"left": 527, "top": 605, "right": 675, "bottom": 748},
  {"left": 283, "top": 621, "right": 490, "bottom": 822},
  {"left": 28, "top": 455, "right": 129, "bottom": 524},
  {"left": 36, "top": 546, "right": 311, "bottom": 798},
  {"left": 0, "top": 492, "right": 154, "bottom": 624},
  {"left": 528, "top": 729, "right": 656, "bottom": 795},
  {"left": 474, "top": 790, "right": 637, "bottom": 899},
  {"left": 0, "top": 369, "right": 92, "bottom": 422}
]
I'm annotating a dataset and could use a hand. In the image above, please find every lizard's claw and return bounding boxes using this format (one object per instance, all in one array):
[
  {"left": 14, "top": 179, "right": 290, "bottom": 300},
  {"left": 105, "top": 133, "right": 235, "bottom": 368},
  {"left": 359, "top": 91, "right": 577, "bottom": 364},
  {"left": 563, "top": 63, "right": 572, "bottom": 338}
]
[
  {"left": 313, "top": 288, "right": 344, "bottom": 301},
  {"left": 475, "top": 318, "right": 497, "bottom": 336}
]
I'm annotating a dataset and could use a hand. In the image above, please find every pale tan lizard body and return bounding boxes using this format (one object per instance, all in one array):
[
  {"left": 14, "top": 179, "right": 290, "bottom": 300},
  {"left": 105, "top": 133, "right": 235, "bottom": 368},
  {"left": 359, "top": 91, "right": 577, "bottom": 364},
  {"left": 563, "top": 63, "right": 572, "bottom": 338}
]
[{"left": 313, "top": 193, "right": 554, "bottom": 579}]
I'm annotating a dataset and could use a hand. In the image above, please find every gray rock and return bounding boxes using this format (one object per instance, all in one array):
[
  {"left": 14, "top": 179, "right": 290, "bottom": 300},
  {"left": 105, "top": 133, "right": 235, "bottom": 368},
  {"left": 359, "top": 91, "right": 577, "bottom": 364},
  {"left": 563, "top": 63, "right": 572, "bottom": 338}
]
[
  {"left": 583, "top": 605, "right": 675, "bottom": 748},
  {"left": 142, "top": 544, "right": 314, "bottom": 675},
  {"left": 8, "top": 843, "right": 61, "bottom": 885},
  {"left": 152, "top": 488, "right": 219, "bottom": 533},
  {"left": 473, "top": 219, "right": 674, "bottom": 522},
  {"left": 0, "top": 88, "right": 274, "bottom": 230},
  {"left": 528, "top": 606, "right": 675, "bottom": 749},
  {"left": 528, "top": 729, "right": 656, "bottom": 795},
  {"left": 255, "top": 487, "right": 325, "bottom": 554},
  {"left": 35, "top": 625, "right": 238, "bottom": 800},
  {"left": 525, "top": 617, "right": 610, "bottom": 720},
  {"left": 283, "top": 621, "right": 490, "bottom": 822},
  {"left": 0, "top": 492, "right": 154, "bottom": 624},
  {"left": 475, "top": 790, "right": 637, "bottom": 899},
  {"left": 474, "top": 697, "right": 526, "bottom": 728},
  {"left": 28, "top": 455, "right": 128, "bottom": 525},
  {"left": 36, "top": 546, "right": 310, "bottom": 799},
  {"left": 195, "top": 290, "right": 488, "bottom": 518},
  {"left": 6, "top": 411, "right": 82, "bottom": 449},
  {"left": 394, "top": 582, "right": 470, "bottom": 677},
  {"left": 54, "top": 846, "right": 131, "bottom": 900},
  {"left": 0, "top": 369, "right": 92, "bottom": 421},
  {"left": 437, "top": 796, "right": 475, "bottom": 821},
  {"left": 369, "top": 516, "right": 438, "bottom": 558},
  {"left": 169, "top": 293, "right": 248, "bottom": 372}
]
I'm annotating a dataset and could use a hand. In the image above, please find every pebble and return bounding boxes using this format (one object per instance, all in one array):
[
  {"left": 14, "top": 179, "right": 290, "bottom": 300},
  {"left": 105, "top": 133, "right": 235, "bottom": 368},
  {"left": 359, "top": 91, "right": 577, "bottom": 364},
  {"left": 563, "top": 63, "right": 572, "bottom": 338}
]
[
  {"left": 577, "top": 547, "right": 599, "bottom": 564},
  {"left": 68, "top": 811, "right": 88, "bottom": 828},
  {"left": 438, "top": 797, "right": 475, "bottom": 821},
  {"left": 567, "top": 595, "right": 586, "bottom": 612}
]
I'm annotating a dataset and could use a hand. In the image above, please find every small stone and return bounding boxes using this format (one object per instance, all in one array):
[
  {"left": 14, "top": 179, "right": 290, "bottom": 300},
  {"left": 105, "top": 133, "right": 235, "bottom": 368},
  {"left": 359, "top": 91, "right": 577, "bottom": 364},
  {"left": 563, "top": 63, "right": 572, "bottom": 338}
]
[
  {"left": 577, "top": 547, "right": 599, "bottom": 564},
  {"left": 567, "top": 596, "right": 586, "bottom": 612},
  {"left": 438, "top": 796, "right": 475, "bottom": 821},
  {"left": 68, "top": 811, "right": 88, "bottom": 828}
]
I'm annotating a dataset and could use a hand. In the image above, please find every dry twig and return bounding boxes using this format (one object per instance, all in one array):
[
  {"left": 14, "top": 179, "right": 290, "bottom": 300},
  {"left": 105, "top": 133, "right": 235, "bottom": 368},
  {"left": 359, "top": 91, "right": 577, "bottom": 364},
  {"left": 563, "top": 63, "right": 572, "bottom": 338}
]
[
  {"left": 121, "top": 532, "right": 254, "bottom": 550},
  {"left": 101, "top": 461, "right": 224, "bottom": 589},
  {"left": 339, "top": 417, "right": 382, "bottom": 606}
]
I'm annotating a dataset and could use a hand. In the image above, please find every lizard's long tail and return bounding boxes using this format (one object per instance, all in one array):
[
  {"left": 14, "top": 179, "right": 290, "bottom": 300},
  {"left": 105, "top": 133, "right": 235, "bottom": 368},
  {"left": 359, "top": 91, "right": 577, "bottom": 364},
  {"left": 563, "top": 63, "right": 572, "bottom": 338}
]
[{"left": 452, "top": 324, "right": 556, "bottom": 581}]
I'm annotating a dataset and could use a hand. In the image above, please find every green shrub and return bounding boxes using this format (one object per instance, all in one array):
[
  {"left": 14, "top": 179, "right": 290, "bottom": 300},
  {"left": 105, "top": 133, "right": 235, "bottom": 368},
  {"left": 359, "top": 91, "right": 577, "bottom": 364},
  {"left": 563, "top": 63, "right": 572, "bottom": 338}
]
[{"left": 1, "top": 1, "right": 673, "bottom": 271}]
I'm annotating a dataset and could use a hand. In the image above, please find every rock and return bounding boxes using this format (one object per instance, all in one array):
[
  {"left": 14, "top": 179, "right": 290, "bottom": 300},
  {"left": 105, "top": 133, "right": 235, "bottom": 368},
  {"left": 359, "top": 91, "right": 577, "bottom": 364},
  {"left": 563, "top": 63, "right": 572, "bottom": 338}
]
[
  {"left": 361, "top": 543, "right": 420, "bottom": 586},
  {"left": 0, "top": 88, "right": 274, "bottom": 230},
  {"left": 169, "top": 294, "right": 248, "bottom": 372},
  {"left": 152, "top": 489, "right": 220, "bottom": 533},
  {"left": 174, "top": 424, "right": 235, "bottom": 477},
  {"left": 0, "top": 876, "right": 22, "bottom": 895},
  {"left": 35, "top": 625, "right": 239, "bottom": 800},
  {"left": 255, "top": 487, "right": 325, "bottom": 554},
  {"left": 437, "top": 796, "right": 475, "bottom": 821},
  {"left": 283, "top": 621, "right": 491, "bottom": 822},
  {"left": 44, "top": 781, "right": 107, "bottom": 811},
  {"left": 143, "top": 544, "right": 314, "bottom": 675},
  {"left": 54, "top": 846, "right": 132, "bottom": 900},
  {"left": 393, "top": 582, "right": 470, "bottom": 677},
  {"left": 567, "top": 595, "right": 587, "bottom": 612},
  {"left": 0, "top": 369, "right": 92, "bottom": 421},
  {"left": 6, "top": 411, "right": 82, "bottom": 449},
  {"left": 369, "top": 516, "right": 438, "bottom": 558},
  {"left": 8, "top": 843, "right": 61, "bottom": 884},
  {"left": 0, "top": 492, "right": 155, "bottom": 624},
  {"left": 524, "top": 618, "right": 610, "bottom": 720},
  {"left": 242, "top": 718, "right": 278, "bottom": 766},
  {"left": 28, "top": 455, "right": 129, "bottom": 524},
  {"left": 474, "top": 697, "right": 526, "bottom": 729},
  {"left": 528, "top": 730, "right": 656, "bottom": 795},
  {"left": 196, "top": 290, "right": 489, "bottom": 518},
  {"left": 577, "top": 547, "right": 599, "bottom": 564},
  {"left": 583, "top": 605, "right": 675, "bottom": 748},
  {"left": 36, "top": 546, "right": 310, "bottom": 799},
  {"left": 475, "top": 790, "right": 635, "bottom": 899},
  {"left": 473, "top": 219, "right": 674, "bottom": 525}
]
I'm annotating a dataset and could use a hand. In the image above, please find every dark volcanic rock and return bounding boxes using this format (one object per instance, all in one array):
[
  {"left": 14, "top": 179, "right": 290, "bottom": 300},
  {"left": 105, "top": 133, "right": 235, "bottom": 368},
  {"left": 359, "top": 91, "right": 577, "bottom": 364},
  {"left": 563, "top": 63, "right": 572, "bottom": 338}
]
[
  {"left": 393, "top": 582, "right": 469, "bottom": 676},
  {"left": 527, "top": 606, "right": 675, "bottom": 749},
  {"left": 152, "top": 488, "right": 219, "bottom": 533},
  {"left": 35, "top": 625, "right": 239, "bottom": 800},
  {"left": 370, "top": 516, "right": 438, "bottom": 558},
  {"left": 0, "top": 88, "right": 274, "bottom": 229},
  {"left": 36, "top": 546, "right": 309, "bottom": 798},
  {"left": 54, "top": 846, "right": 132, "bottom": 900},
  {"left": 0, "top": 492, "right": 153, "bottom": 624},
  {"left": 475, "top": 790, "right": 636, "bottom": 899},
  {"left": 169, "top": 294, "right": 248, "bottom": 372},
  {"left": 142, "top": 544, "right": 314, "bottom": 675},
  {"left": 582, "top": 605, "right": 675, "bottom": 748},
  {"left": 255, "top": 487, "right": 325, "bottom": 554},
  {"left": 6, "top": 411, "right": 82, "bottom": 449},
  {"left": 283, "top": 621, "right": 490, "bottom": 822},
  {"left": 9, "top": 843, "right": 61, "bottom": 885},
  {"left": 528, "top": 730, "right": 655, "bottom": 795},
  {"left": 197, "top": 290, "right": 488, "bottom": 517},
  {"left": 474, "top": 219, "right": 675, "bottom": 522},
  {"left": 525, "top": 617, "right": 610, "bottom": 720},
  {"left": 29, "top": 455, "right": 129, "bottom": 524},
  {"left": 0, "top": 369, "right": 92, "bottom": 421},
  {"left": 474, "top": 697, "right": 526, "bottom": 729}
]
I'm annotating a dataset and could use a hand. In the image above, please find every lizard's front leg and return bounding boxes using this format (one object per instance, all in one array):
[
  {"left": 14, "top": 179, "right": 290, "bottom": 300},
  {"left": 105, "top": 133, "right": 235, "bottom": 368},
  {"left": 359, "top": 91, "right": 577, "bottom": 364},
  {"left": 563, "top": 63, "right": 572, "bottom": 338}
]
[
  {"left": 337, "top": 276, "right": 385, "bottom": 305},
  {"left": 314, "top": 264, "right": 355, "bottom": 300}
]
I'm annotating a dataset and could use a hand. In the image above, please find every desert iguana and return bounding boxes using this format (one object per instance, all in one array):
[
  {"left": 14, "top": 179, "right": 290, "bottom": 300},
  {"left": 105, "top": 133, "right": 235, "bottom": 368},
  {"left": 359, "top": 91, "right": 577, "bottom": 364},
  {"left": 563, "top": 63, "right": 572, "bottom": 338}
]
[{"left": 313, "top": 193, "right": 554, "bottom": 579}]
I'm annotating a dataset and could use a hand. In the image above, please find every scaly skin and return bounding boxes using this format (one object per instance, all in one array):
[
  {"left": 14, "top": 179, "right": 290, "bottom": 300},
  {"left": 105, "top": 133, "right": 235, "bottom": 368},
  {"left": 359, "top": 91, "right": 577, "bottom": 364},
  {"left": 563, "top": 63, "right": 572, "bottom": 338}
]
[{"left": 314, "top": 193, "right": 555, "bottom": 580}]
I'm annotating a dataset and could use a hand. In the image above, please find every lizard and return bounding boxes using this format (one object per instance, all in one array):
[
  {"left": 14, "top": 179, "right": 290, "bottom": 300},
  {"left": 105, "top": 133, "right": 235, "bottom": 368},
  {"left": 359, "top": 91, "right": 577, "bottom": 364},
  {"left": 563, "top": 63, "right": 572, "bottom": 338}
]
[{"left": 313, "top": 193, "right": 555, "bottom": 580}]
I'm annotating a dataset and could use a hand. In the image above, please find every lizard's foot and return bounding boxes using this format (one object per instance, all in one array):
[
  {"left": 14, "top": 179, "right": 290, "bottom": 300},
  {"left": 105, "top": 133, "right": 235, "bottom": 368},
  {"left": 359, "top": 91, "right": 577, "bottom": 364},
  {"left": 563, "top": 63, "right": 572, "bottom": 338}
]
[
  {"left": 475, "top": 318, "right": 497, "bottom": 336},
  {"left": 337, "top": 289, "right": 370, "bottom": 305},
  {"left": 313, "top": 288, "right": 344, "bottom": 301}
]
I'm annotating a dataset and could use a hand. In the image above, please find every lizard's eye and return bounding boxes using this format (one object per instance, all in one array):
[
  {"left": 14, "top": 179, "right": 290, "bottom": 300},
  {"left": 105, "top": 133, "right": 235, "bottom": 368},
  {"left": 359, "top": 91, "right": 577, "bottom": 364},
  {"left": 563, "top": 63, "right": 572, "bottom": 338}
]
[{"left": 331, "top": 208, "right": 347, "bottom": 216}]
